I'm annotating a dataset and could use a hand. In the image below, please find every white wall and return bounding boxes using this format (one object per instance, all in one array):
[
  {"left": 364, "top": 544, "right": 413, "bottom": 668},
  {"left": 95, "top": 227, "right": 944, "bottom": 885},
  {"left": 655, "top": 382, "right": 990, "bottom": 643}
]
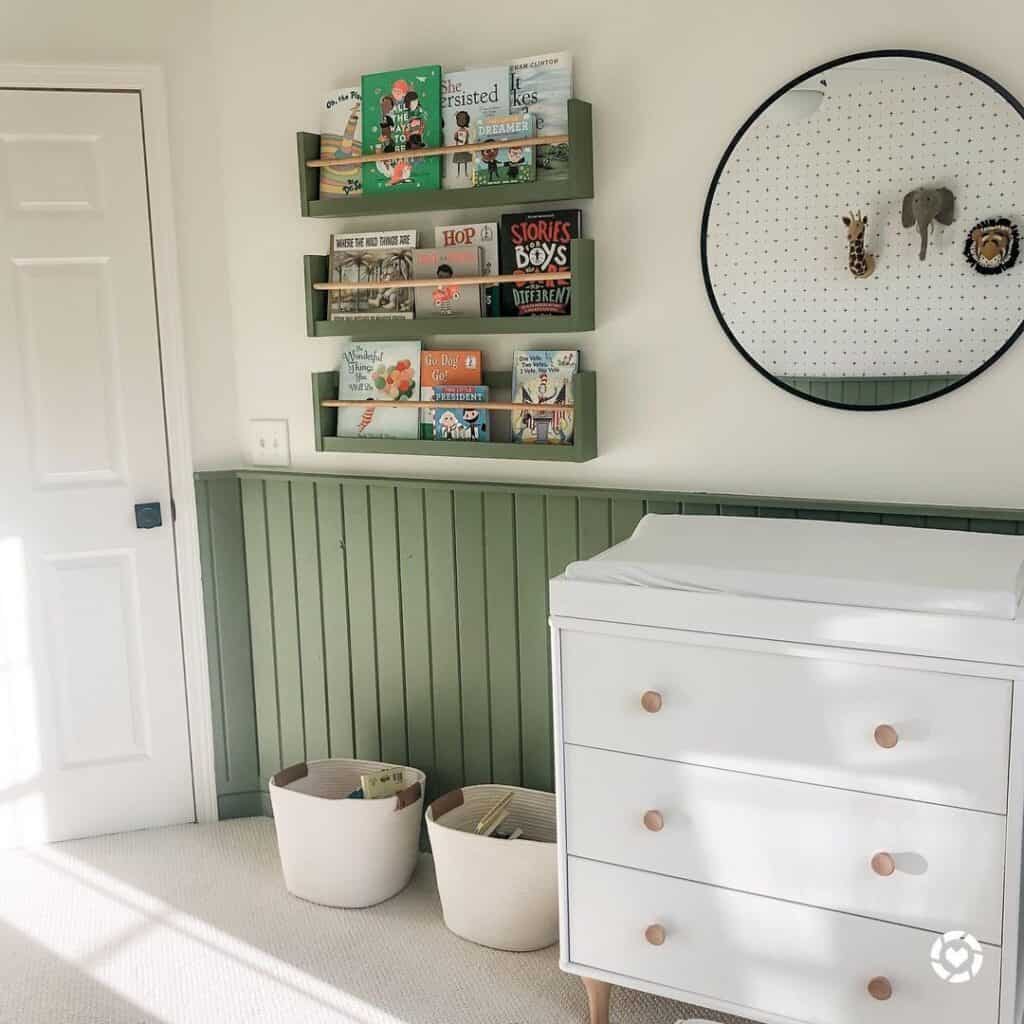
[{"left": 6, "top": 0, "right": 1024, "bottom": 508}]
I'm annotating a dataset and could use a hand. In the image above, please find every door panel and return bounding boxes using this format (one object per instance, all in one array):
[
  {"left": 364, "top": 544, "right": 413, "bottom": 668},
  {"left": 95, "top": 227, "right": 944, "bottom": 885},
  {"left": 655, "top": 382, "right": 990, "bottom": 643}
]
[
  {"left": 45, "top": 550, "right": 150, "bottom": 769},
  {"left": 14, "top": 257, "right": 126, "bottom": 485},
  {"left": 4, "top": 131, "right": 103, "bottom": 213},
  {"left": 0, "top": 89, "right": 194, "bottom": 847}
]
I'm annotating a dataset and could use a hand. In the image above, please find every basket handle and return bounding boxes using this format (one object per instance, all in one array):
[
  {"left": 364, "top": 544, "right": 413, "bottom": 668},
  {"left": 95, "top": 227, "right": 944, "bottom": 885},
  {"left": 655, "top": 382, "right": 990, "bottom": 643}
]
[
  {"left": 428, "top": 787, "right": 464, "bottom": 820},
  {"left": 395, "top": 780, "right": 422, "bottom": 811},
  {"left": 271, "top": 761, "right": 308, "bottom": 787}
]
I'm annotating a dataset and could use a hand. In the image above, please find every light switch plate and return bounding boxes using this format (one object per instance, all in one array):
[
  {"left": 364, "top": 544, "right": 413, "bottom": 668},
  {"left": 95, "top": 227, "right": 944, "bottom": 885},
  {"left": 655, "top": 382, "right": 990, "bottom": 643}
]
[{"left": 249, "top": 419, "right": 291, "bottom": 467}]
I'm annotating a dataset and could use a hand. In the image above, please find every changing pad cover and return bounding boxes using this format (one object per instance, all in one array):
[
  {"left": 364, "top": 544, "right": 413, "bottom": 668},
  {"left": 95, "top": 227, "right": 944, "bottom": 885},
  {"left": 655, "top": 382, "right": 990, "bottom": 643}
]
[{"left": 563, "top": 514, "right": 1024, "bottom": 620}]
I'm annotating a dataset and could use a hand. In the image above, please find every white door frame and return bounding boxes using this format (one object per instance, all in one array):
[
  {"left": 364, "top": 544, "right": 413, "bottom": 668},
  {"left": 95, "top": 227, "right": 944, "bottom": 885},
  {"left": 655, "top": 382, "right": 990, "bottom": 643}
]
[{"left": 0, "top": 63, "right": 218, "bottom": 824}]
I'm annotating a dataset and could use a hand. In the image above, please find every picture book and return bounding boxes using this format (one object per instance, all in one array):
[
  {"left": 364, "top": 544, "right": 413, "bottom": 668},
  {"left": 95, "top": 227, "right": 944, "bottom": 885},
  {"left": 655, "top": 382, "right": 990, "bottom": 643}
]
[
  {"left": 509, "top": 52, "right": 572, "bottom": 179},
  {"left": 499, "top": 210, "right": 581, "bottom": 316},
  {"left": 473, "top": 113, "right": 535, "bottom": 187},
  {"left": 361, "top": 66, "right": 442, "bottom": 193},
  {"left": 511, "top": 350, "right": 578, "bottom": 445},
  {"left": 319, "top": 86, "right": 362, "bottom": 198},
  {"left": 412, "top": 246, "right": 483, "bottom": 319},
  {"left": 337, "top": 341, "right": 421, "bottom": 440},
  {"left": 435, "top": 222, "right": 500, "bottom": 315},
  {"left": 433, "top": 385, "right": 490, "bottom": 442},
  {"left": 420, "top": 349, "right": 482, "bottom": 438},
  {"left": 441, "top": 67, "right": 510, "bottom": 190},
  {"left": 328, "top": 229, "right": 417, "bottom": 319}
]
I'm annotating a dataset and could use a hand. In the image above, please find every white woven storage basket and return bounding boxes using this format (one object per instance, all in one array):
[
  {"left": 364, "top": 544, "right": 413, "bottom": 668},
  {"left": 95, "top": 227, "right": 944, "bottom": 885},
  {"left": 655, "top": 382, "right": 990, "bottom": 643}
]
[
  {"left": 269, "top": 758, "right": 425, "bottom": 908},
  {"left": 426, "top": 784, "right": 557, "bottom": 951}
]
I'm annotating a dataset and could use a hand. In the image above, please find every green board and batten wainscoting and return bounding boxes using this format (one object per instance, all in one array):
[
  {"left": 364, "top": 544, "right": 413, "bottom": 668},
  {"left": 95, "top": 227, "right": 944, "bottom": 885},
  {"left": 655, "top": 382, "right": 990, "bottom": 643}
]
[{"left": 196, "top": 470, "right": 1024, "bottom": 820}]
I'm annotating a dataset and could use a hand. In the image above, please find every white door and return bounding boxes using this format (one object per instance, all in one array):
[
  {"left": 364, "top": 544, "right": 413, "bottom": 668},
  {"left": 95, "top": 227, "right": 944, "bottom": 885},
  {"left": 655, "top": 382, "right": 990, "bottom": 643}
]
[{"left": 0, "top": 89, "right": 195, "bottom": 848}]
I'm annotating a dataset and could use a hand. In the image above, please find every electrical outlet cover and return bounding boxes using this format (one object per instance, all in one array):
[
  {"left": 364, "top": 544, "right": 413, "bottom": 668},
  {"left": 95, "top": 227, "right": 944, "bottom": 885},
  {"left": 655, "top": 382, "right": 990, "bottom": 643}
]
[{"left": 249, "top": 419, "right": 291, "bottom": 467}]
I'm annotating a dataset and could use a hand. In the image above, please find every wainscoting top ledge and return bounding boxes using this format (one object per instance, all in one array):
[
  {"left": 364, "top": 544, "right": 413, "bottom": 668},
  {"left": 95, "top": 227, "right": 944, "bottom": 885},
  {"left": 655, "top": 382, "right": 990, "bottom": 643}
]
[{"left": 199, "top": 469, "right": 1024, "bottom": 525}]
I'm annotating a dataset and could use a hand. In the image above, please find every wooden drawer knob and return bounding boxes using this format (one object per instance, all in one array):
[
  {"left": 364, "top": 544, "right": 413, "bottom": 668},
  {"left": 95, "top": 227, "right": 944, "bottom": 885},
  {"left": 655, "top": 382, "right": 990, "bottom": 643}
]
[
  {"left": 871, "top": 852, "right": 896, "bottom": 877},
  {"left": 644, "top": 924, "right": 666, "bottom": 946},
  {"left": 874, "top": 724, "right": 899, "bottom": 749},
  {"left": 867, "top": 976, "right": 892, "bottom": 1001},
  {"left": 640, "top": 690, "right": 663, "bottom": 714},
  {"left": 643, "top": 810, "right": 664, "bottom": 832}
]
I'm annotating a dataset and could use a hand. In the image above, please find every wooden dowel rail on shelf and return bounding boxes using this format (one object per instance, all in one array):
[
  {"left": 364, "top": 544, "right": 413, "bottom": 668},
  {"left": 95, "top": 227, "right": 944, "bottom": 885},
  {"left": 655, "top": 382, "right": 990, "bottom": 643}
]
[
  {"left": 297, "top": 101, "right": 592, "bottom": 217},
  {"left": 307, "top": 133, "right": 570, "bottom": 168},
  {"left": 313, "top": 269, "right": 573, "bottom": 292},
  {"left": 321, "top": 398, "right": 575, "bottom": 412},
  {"left": 312, "top": 370, "right": 598, "bottom": 462}
]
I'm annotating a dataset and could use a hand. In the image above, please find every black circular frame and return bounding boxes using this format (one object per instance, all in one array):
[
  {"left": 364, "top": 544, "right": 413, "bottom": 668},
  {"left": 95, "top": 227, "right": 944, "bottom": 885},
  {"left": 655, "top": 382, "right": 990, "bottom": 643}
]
[{"left": 700, "top": 49, "right": 1024, "bottom": 412}]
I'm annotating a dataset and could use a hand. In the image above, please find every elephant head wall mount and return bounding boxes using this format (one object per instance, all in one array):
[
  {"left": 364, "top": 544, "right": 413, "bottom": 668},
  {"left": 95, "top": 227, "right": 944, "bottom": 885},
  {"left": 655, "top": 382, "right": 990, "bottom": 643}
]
[{"left": 902, "top": 187, "right": 956, "bottom": 261}]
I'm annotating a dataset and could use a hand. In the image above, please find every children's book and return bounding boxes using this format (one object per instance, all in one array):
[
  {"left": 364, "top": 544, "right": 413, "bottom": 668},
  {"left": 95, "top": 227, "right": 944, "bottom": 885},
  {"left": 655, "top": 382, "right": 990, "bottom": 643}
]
[
  {"left": 361, "top": 66, "right": 442, "bottom": 193},
  {"left": 511, "top": 350, "right": 578, "bottom": 445},
  {"left": 433, "top": 385, "right": 490, "bottom": 442},
  {"left": 441, "top": 67, "right": 510, "bottom": 190},
  {"left": 412, "top": 246, "right": 483, "bottom": 319},
  {"left": 499, "top": 210, "right": 581, "bottom": 316},
  {"left": 319, "top": 87, "right": 362, "bottom": 198},
  {"left": 328, "top": 229, "right": 416, "bottom": 319},
  {"left": 509, "top": 52, "right": 572, "bottom": 179},
  {"left": 337, "top": 341, "right": 421, "bottom": 440},
  {"left": 419, "top": 349, "right": 482, "bottom": 438},
  {"left": 435, "top": 222, "right": 500, "bottom": 315},
  {"left": 474, "top": 113, "right": 535, "bottom": 187}
]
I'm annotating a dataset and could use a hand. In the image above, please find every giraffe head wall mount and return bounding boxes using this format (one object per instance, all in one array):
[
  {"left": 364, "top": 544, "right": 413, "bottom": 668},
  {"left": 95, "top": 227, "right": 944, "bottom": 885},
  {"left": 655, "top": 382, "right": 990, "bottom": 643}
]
[{"left": 841, "top": 211, "right": 876, "bottom": 279}]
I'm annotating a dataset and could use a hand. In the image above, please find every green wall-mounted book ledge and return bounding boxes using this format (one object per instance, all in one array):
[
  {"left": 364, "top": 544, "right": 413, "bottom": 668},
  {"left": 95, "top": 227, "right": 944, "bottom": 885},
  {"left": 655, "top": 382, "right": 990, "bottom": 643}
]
[
  {"left": 312, "top": 369, "right": 598, "bottom": 462},
  {"left": 303, "top": 238, "right": 594, "bottom": 338},
  {"left": 296, "top": 99, "right": 593, "bottom": 218}
]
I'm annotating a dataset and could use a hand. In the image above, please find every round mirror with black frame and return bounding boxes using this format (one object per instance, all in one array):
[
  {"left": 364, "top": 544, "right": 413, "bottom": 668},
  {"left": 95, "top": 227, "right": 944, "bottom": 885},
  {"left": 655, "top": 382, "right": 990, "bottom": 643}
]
[{"left": 701, "top": 50, "right": 1024, "bottom": 410}]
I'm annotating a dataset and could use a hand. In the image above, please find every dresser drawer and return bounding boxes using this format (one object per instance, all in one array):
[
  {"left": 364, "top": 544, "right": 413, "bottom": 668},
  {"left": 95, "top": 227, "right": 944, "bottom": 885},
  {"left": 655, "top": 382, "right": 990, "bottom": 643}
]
[
  {"left": 564, "top": 744, "right": 1005, "bottom": 943},
  {"left": 558, "top": 627, "right": 1012, "bottom": 812},
  {"left": 568, "top": 857, "right": 1000, "bottom": 1024}
]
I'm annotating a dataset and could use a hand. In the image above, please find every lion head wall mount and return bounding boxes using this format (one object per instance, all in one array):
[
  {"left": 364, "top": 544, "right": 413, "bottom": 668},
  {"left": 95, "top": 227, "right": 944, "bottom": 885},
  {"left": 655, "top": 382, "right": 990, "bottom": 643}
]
[{"left": 965, "top": 218, "right": 1020, "bottom": 274}]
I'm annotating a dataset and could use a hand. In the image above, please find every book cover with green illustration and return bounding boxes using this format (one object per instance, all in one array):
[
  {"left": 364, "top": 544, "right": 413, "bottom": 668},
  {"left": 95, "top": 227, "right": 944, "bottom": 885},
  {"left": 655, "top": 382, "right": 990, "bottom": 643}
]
[
  {"left": 473, "top": 113, "right": 536, "bottom": 187},
  {"left": 361, "top": 66, "right": 442, "bottom": 193},
  {"left": 509, "top": 52, "right": 572, "bottom": 179}
]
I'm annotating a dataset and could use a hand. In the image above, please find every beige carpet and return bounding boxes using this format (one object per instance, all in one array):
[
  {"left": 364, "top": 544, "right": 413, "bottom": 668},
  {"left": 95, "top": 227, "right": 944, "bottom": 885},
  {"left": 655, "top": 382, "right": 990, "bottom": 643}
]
[{"left": 0, "top": 818, "right": 753, "bottom": 1024}]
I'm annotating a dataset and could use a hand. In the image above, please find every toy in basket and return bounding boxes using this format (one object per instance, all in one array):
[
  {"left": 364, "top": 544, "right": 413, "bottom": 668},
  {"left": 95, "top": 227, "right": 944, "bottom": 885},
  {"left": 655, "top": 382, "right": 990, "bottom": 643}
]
[{"left": 270, "top": 758, "right": 425, "bottom": 908}]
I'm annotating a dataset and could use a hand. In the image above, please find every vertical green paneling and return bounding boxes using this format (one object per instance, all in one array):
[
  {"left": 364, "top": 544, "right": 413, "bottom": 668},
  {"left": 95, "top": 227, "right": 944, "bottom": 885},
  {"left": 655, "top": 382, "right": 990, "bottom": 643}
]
[
  {"left": 197, "top": 478, "right": 228, "bottom": 786},
  {"left": 578, "top": 497, "right": 611, "bottom": 559},
  {"left": 396, "top": 488, "right": 435, "bottom": 776},
  {"left": 515, "top": 493, "right": 553, "bottom": 792},
  {"left": 646, "top": 500, "right": 681, "bottom": 515},
  {"left": 196, "top": 477, "right": 259, "bottom": 817},
  {"left": 315, "top": 480, "right": 355, "bottom": 759},
  {"left": 265, "top": 480, "right": 305, "bottom": 768},
  {"left": 290, "top": 480, "right": 329, "bottom": 762},
  {"left": 424, "top": 489, "right": 463, "bottom": 798},
  {"left": 342, "top": 482, "right": 381, "bottom": 761},
  {"left": 240, "top": 478, "right": 281, "bottom": 781},
  {"left": 369, "top": 485, "right": 408, "bottom": 765},
  {"left": 611, "top": 499, "right": 645, "bottom": 543},
  {"left": 200, "top": 471, "right": 1024, "bottom": 819},
  {"left": 454, "top": 491, "right": 492, "bottom": 784},
  {"left": 483, "top": 492, "right": 521, "bottom": 786}
]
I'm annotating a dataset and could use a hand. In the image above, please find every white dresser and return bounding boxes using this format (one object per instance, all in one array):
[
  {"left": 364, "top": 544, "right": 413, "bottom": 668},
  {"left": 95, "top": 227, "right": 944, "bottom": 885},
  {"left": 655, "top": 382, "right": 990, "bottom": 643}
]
[{"left": 549, "top": 515, "right": 1024, "bottom": 1024}]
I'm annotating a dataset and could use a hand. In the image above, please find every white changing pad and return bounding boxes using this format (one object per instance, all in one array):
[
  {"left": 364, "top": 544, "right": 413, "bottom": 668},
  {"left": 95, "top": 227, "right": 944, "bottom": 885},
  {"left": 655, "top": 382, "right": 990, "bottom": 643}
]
[{"left": 564, "top": 514, "right": 1024, "bottom": 620}]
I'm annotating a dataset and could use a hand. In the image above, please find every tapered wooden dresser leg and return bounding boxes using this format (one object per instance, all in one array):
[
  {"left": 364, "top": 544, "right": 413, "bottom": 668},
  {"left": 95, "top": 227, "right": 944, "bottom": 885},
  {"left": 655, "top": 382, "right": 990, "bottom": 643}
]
[{"left": 582, "top": 976, "right": 611, "bottom": 1024}]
